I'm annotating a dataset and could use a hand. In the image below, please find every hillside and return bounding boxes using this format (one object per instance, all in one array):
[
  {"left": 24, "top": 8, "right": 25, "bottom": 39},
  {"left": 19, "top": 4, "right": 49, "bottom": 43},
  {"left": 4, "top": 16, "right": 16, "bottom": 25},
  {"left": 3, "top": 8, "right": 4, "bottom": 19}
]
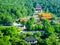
[
  {"left": 0, "top": 0, "right": 60, "bottom": 45},
  {"left": 0, "top": 0, "right": 60, "bottom": 25}
]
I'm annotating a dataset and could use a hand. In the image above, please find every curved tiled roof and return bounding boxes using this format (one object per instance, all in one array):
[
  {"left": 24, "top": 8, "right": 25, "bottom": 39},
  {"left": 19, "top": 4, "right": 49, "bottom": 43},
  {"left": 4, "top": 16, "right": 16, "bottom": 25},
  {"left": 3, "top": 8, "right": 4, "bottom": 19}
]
[
  {"left": 35, "top": 3, "right": 42, "bottom": 9},
  {"left": 39, "top": 12, "right": 52, "bottom": 19},
  {"left": 25, "top": 38, "right": 37, "bottom": 42}
]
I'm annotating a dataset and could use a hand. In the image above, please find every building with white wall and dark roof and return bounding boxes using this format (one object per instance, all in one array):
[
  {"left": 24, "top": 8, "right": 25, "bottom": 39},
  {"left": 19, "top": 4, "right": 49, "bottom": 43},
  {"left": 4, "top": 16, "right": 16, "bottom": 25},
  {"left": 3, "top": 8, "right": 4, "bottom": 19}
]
[{"left": 25, "top": 38, "right": 37, "bottom": 44}]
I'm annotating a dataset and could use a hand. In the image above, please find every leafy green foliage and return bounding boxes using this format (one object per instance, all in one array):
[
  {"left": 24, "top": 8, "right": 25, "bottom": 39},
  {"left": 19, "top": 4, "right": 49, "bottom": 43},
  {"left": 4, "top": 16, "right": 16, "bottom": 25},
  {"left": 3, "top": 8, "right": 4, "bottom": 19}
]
[
  {"left": 0, "top": 0, "right": 60, "bottom": 45},
  {"left": 26, "top": 17, "right": 34, "bottom": 30},
  {"left": 0, "top": 26, "right": 18, "bottom": 36},
  {"left": 0, "top": 0, "right": 60, "bottom": 25}
]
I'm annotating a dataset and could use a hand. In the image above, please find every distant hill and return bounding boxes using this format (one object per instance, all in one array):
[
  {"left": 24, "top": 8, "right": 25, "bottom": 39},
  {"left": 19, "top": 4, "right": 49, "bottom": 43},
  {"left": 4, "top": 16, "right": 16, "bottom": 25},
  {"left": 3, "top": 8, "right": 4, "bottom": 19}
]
[{"left": 0, "top": 0, "right": 60, "bottom": 25}]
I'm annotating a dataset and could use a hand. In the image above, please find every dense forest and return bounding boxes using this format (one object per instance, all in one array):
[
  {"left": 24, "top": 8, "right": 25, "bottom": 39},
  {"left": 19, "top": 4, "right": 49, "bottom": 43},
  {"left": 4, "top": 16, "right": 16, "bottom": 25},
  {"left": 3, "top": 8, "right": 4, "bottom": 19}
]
[
  {"left": 0, "top": 19, "right": 60, "bottom": 45},
  {"left": 0, "top": 0, "right": 60, "bottom": 25},
  {"left": 0, "top": 0, "right": 60, "bottom": 45}
]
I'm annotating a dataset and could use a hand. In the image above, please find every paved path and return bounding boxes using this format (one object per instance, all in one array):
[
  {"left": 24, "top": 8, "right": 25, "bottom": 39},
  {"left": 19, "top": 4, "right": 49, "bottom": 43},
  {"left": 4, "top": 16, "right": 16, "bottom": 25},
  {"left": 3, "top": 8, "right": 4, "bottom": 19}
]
[{"left": 18, "top": 31, "right": 45, "bottom": 34}]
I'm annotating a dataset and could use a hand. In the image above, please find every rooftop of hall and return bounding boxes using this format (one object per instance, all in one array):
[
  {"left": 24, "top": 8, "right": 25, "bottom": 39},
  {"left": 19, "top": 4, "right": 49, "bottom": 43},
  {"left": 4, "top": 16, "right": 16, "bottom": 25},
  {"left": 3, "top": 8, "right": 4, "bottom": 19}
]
[
  {"left": 25, "top": 38, "right": 37, "bottom": 42},
  {"left": 35, "top": 3, "right": 42, "bottom": 9}
]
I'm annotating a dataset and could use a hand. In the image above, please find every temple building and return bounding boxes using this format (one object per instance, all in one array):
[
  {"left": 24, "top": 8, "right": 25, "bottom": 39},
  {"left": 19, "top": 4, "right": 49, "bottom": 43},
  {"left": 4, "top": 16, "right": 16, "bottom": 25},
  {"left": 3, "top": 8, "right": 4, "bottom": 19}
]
[
  {"left": 25, "top": 38, "right": 37, "bottom": 44},
  {"left": 33, "top": 3, "right": 42, "bottom": 20},
  {"left": 41, "top": 13, "right": 52, "bottom": 19},
  {"left": 35, "top": 3, "right": 42, "bottom": 13},
  {"left": 39, "top": 12, "right": 52, "bottom": 19}
]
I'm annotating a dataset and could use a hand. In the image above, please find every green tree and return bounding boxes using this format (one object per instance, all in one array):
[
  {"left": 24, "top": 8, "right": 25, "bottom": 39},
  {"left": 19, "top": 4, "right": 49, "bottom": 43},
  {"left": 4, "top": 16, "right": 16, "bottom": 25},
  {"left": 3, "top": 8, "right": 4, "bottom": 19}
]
[
  {"left": 45, "top": 33, "right": 57, "bottom": 45},
  {"left": 0, "top": 14, "right": 13, "bottom": 26},
  {"left": 0, "top": 26, "right": 18, "bottom": 36},
  {"left": 26, "top": 17, "right": 34, "bottom": 30},
  {"left": 35, "top": 24, "right": 43, "bottom": 30}
]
